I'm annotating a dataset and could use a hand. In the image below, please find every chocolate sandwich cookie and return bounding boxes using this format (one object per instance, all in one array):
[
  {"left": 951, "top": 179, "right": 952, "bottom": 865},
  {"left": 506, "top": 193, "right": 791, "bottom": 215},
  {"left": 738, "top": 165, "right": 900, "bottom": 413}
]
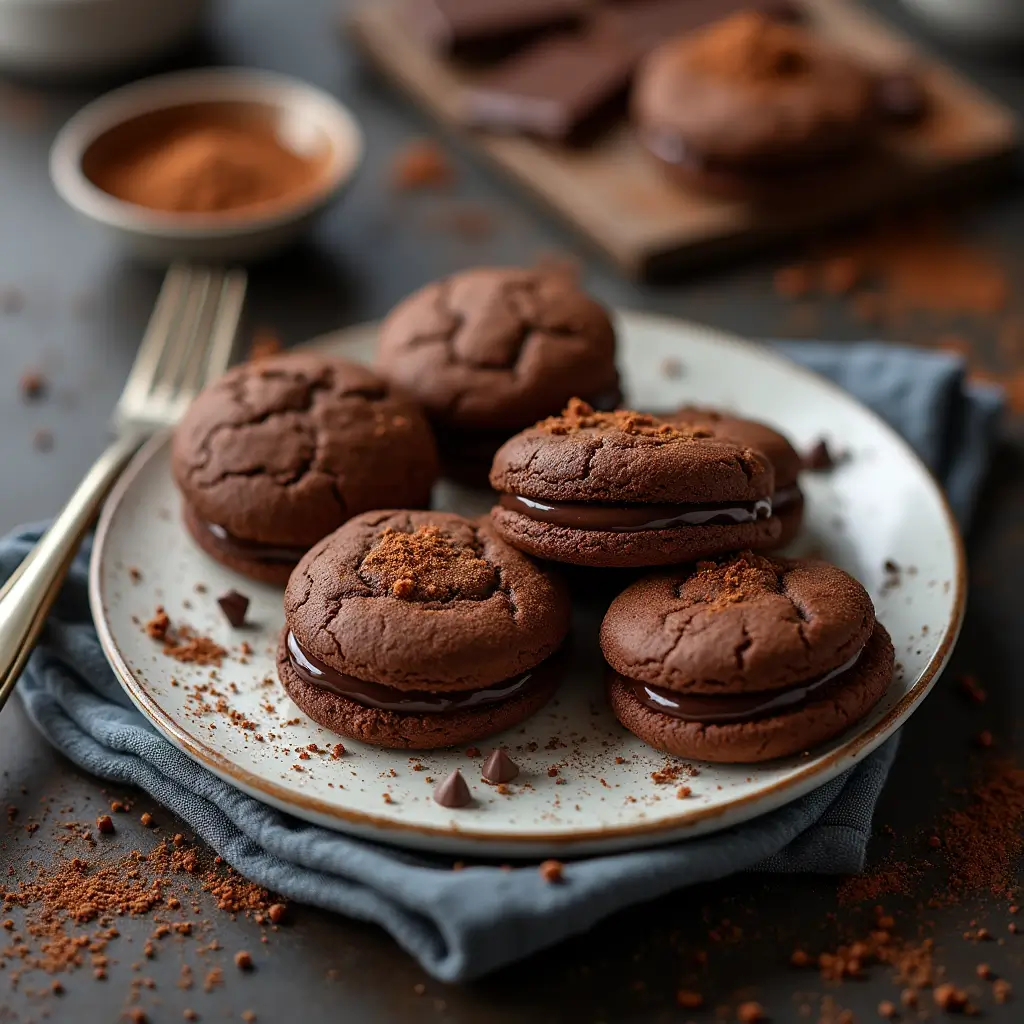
[
  {"left": 632, "top": 12, "right": 877, "bottom": 201},
  {"left": 376, "top": 267, "right": 620, "bottom": 484},
  {"left": 601, "top": 553, "right": 894, "bottom": 762},
  {"left": 489, "top": 399, "right": 781, "bottom": 567},
  {"left": 671, "top": 407, "right": 803, "bottom": 547},
  {"left": 279, "top": 510, "right": 570, "bottom": 749},
  {"left": 172, "top": 353, "right": 438, "bottom": 586}
]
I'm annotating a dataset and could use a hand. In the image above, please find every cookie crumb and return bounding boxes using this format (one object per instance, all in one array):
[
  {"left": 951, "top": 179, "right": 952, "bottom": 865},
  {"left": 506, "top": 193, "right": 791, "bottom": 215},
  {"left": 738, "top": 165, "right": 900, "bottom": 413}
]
[
  {"left": 933, "top": 983, "right": 967, "bottom": 1010},
  {"left": 19, "top": 369, "right": 47, "bottom": 401},
  {"left": 676, "top": 990, "right": 703, "bottom": 1008},
  {"left": 140, "top": 812, "right": 154, "bottom": 827},
  {"left": 96, "top": 814, "right": 114, "bottom": 835},
  {"left": 234, "top": 949, "right": 253, "bottom": 970},
  {"left": 877, "top": 1000, "right": 897, "bottom": 1019},
  {"left": 993, "top": 979, "right": 1012, "bottom": 1003},
  {"left": 268, "top": 903, "right": 287, "bottom": 925},
  {"left": 538, "top": 860, "right": 564, "bottom": 884},
  {"left": 736, "top": 1002, "right": 765, "bottom": 1023}
]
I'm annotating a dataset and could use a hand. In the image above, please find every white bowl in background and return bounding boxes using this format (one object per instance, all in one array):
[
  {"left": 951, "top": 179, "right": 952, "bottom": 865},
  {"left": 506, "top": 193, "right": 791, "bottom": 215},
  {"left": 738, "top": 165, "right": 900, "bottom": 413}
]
[
  {"left": 0, "top": 0, "right": 208, "bottom": 77},
  {"left": 50, "top": 68, "right": 364, "bottom": 264}
]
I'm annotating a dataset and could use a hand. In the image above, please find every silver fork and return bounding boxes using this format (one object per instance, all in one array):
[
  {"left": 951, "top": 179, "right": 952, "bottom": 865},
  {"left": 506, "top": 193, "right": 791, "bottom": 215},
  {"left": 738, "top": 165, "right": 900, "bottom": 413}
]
[{"left": 0, "top": 264, "right": 246, "bottom": 712}]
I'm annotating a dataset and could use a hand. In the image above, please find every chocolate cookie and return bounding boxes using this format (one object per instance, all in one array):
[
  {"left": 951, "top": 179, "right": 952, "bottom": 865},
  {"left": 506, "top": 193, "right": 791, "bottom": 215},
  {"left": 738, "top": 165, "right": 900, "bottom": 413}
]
[
  {"left": 278, "top": 510, "right": 570, "bottom": 749},
  {"left": 632, "top": 12, "right": 877, "bottom": 200},
  {"left": 172, "top": 353, "right": 438, "bottom": 586},
  {"left": 489, "top": 400, "right": 781, "bottom": 567},
  {"left": 601, "top": 553, "right": 893, "bottom": 762},
  {"left": 671, "top": 407, "right": 803, "bottom": 547},
  {"left": 375, "top": 267, "right": 620, "bottom": 483}
]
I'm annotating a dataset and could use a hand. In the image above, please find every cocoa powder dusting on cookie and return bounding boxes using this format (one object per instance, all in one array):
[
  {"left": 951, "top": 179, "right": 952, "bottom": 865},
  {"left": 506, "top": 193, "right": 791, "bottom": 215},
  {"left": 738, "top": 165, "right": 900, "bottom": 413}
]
[
  {"left": 687, "top": 12, "right": 811, "bottom": 83},
  {"left": 360, "top": 526, "right": 495, "bottom": 602},
  {"left": 538, "top": 399, "right": 703, "bottom": 441}
]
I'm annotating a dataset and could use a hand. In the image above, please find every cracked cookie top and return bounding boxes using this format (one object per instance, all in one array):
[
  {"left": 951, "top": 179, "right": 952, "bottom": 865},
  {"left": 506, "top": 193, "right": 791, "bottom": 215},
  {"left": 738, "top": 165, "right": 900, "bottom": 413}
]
[
  {"left": 490, "top": 400, "right": 774, "bottom": 504},
  {"left": 670, "top": 406, "right": 802, "bottom": 489},
  {"left": 171, "top": 353, "right": 439, "bottom": 547},
  {"left": 601, "top": 553, "right": 876, "bottom": 694},
  {"left": 284, "top": 510, "right": 570, "bottom": 690},
  {"left": 375, "top": 267, "right": 620, "bottom": 431}
]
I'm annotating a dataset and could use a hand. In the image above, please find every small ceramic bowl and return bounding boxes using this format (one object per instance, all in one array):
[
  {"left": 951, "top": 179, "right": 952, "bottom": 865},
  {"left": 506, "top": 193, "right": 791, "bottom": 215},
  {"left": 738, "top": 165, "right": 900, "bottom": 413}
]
[
  {"left": 0, "top": 0, "right": 207, "bottom": 77},
  {"left": 50, "top": 68, "right": 364, "bottom": 264}
]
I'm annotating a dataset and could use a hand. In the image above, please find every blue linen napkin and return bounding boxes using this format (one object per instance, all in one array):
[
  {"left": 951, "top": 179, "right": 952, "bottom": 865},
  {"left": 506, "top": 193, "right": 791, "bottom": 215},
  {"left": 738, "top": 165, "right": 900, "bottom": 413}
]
[{"left": 3, "top": 342, "right": 1002, "bottom": 983}]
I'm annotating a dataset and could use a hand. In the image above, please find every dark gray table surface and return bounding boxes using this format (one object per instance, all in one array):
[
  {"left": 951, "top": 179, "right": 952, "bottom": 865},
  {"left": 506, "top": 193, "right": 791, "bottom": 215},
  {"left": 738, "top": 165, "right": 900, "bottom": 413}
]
[{"left": 2, "top": 1, "right": 1024, "bottom": 1021}]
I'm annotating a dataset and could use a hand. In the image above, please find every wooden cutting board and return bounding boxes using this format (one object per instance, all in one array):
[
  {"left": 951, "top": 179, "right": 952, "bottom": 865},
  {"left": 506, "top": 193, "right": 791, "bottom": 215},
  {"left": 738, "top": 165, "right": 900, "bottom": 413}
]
[{"left": 349, "top": 0, "right": 1019, "bottom": 281}]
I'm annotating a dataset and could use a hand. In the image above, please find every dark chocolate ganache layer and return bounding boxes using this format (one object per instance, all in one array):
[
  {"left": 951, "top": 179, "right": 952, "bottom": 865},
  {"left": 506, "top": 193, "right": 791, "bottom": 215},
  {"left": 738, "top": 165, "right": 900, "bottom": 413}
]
[
  {"left": 203, "top": 519, "right": 310, "bottom": 565},
  {"left": 498, "top": 494, "right": 772, "bottom": 531},
  {"left": 624, "top": 648, "right": 864, "bottom": 724},
  {"left": 286, "top": 631, "right": 557, "bottom": 714}
]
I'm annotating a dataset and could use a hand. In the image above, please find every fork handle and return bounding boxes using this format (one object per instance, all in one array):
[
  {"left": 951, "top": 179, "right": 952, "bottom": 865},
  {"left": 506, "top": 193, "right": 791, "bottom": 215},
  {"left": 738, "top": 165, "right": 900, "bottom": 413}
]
[{"left": 0, "top": 431, "right": 145, "bottom": 713}]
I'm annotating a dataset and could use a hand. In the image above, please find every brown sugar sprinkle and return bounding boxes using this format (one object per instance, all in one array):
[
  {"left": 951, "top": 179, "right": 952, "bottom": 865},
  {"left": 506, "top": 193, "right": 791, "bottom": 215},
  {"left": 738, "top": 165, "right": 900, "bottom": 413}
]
[
  {"left": 538, "top": 398, "right": 700, "bottom": 441},
  {"left": 360, "top": 526, "right": 494, "bottom": 602},
  {"left": 391, "top": 138, "right": 454, "bottom": 191},
  {"left": 538, "top": 860, "right": 564, "bottom": 884}
]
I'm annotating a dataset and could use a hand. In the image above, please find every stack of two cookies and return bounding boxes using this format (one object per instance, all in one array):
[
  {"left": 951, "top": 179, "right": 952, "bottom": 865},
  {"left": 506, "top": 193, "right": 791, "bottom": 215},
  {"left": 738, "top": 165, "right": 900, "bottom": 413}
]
[{"left": 486, "top": 399, "right": 894, "bottom": 763}]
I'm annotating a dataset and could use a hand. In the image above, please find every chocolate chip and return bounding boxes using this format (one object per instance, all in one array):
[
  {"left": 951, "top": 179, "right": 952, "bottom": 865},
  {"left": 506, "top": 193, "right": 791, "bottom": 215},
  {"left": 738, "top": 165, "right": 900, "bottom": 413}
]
[
  {"left": 481, "top": 748, "right": 519, "bottom": 784},
  {"left": 804, "top": 438, "right": 834, "bottom": 471},
  {"left": 217, "top": 589, "right": 250, "bottom": 628},
  {"left": 433, "top": 770, "right": 472, "bottom": 808}
]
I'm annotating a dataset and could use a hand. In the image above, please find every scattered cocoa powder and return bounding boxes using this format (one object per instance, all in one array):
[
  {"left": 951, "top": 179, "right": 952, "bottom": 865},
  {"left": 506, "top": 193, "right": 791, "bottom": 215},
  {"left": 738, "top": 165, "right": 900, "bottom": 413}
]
[
  {"left": 144, "top": 607, "right": 226, "bottom": 666},
  {"left": 391, "top": 138, "right": 454, "bottom": 191}
]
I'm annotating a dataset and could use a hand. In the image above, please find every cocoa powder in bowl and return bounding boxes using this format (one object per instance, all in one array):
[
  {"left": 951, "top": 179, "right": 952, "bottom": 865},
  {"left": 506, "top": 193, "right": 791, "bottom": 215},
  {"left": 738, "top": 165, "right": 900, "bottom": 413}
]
[{"left": 81, "top": 101, "right": 335, "bottom": 218}]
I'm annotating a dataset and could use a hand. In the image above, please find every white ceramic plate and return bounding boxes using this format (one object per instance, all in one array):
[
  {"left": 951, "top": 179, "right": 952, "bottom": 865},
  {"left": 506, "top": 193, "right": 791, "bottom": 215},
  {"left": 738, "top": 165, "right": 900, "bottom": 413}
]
[{"left": 89, "top": 313, "right": 965, "bottom": 857}]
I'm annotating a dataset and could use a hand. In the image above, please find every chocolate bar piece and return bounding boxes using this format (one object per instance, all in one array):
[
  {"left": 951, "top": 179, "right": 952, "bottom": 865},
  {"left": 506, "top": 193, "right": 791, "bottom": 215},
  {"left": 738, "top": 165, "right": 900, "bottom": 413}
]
[
  {"left": 461, "top": 0, "right": 800, "bottom": 143},
  {"left": 463, "top": 29, "right": 637, "bottom": 144},
  {"left": 406, "top": 0, "right": 586, "bottom": 59}
]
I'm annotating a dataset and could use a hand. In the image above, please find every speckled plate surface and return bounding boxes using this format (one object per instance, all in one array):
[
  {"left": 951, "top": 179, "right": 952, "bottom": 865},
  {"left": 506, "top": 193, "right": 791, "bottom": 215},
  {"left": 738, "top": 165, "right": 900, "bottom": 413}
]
[{"left": 89, "top": 313, "right": 965, "bottom": 857}]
